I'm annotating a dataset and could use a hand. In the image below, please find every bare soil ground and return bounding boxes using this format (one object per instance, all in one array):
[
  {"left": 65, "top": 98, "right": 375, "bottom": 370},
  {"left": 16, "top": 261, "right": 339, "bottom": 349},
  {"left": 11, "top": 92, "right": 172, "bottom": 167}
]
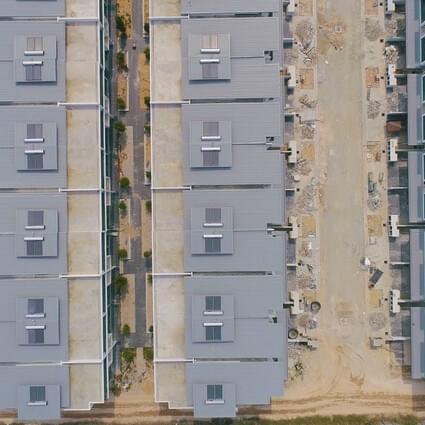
[
  {"left": 366, "top": 67, "right": 380, "bottom": 88},
  {"left": 365, "top": 0, "right": 379, "bottom": 16},
  {"left": 117, "top": 72, "right": 128, "bottom": 106},
  {"left": 117, "top": 0, "right": 132, "bottom": 37},
  {"left": 298, "top": 0, "right": 313, "bottom": 16},
  {"left": 299, "top": 68, "right": 315, "bottom": 89},
  {"left": 139, "top": 53, "right": 150, "bottom": 111}
]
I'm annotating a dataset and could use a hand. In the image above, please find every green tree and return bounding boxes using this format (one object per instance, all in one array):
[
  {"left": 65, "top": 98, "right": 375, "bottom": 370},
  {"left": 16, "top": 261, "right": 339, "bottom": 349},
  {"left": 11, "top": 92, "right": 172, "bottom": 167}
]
[
  {"left": 144, "top": 22, "right": 150, "bottom": 34},
  {"left": 118, "top": 200, "right": 127, "bottom": 212},
  {"left": 145, "top": 199, "right": 152, "bottom": 214},
  {"left": 117, "top": 97, "right": 126, "bottom": 110},
  {"left": 114, "top": 120, "right": 126, "bottom": 133},
  {"left": 122, "top": 324, "right": 131, "bottom": 337},
  {"left": 120, "top": 176, "right": 130, "bottom": 190},
  {"left": 144, "top": 47, "right": 150, "bottom": 62},
  {"left": 118, "top": 248, "right": 128, "bottom": 260}
]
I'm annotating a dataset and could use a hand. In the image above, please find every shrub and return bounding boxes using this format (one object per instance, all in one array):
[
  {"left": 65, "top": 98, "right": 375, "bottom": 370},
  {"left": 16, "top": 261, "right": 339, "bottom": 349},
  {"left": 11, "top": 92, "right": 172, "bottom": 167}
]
[
  {"left": 143, "top": 346, "right": 154, "bottom": 362},
  {"left": 122, "top": 324, "right": 131, "bottom": 337},
  {"left": 121, "top": 347, "right": 136, "bottom": 364},
  {"left": 143, "top": 250, "right": 152, "bottom": 258},
  {"left": 144, "top": 96, "right": 150, "bottom": 109},
  {"left": 144, "top": 22, "right": 150, "bottom": 34},
  {"left": 148, "top": 325, "right": 154, "bottom": 334},
  {"left": 120, "top": 176, "right": 130, "bottom": 190},
  {"left": 144, "top": 47, "right": 150, "bottom": 62},
  {"left": 147, "top": 273, "right": 152, "bottom": 284},
  {"left": 145, "top": 200, "right": 152, "bottom": 214},
  {"left": 144, "top": 123, "right": 151, "bottom": 135},
  {"left": 116, "top": 51, "right": 127, "bottom": 72},
  {"left": 145, "top": 170, "right": 151, "bottom": 181},
  {"left": 118, "top": 200, "right": 127, "bottom": 212},
  {"left": 117, "top": 97, "right": 126, "bottom": 110},
  {"left": 114, "top": 274, "right": 128, "bottom": 294},
  {"left": 114, "top": 120, "right": 126, "bottom": 133},
  {"left": 118, "top": 248, "right": 128, "bottom": 260},
  {"left": 116, "top": 15, "right": 126, "bottom": 35}
]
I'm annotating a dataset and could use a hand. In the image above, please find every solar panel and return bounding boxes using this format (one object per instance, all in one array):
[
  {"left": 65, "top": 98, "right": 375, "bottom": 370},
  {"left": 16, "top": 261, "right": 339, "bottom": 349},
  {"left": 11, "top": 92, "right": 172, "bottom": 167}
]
[
  {"left": 205, "top": 208, "right": 221, "bottom": 223},
  {"left": 203, "top": 151, "right": 219, "bottom": 167},
  {"left": 26, "top": 240, "right": 43, "bottom": 256},
  {"left": 27, "top": 123, "right": 43, "bottom": 139},
  {"left": 29, "top": 386, "right": 46, "bottom": 403},
  {"left": 205, "top": 238, "right": 221, "bottom": 253},
  {"left": 205, "top": 295, "right": 221, "bottom": 312},
  {"left": 205, "top": 326, "right": 221, "bottom": 341},
  {"left": 28, "top": 299, "right": 44, "bottom": 315},
  {"left": 202, "top": 63, "right": 218, "bottom": 79},
  {"left": 28, "top": 329, "right": 45, "bottom": 344},
  {"left": 28, "top": 210, "right": 44, "bottom": 226},
  {"left": 27, "top": 153, "right": 43, "bottom": 170},
  {"left": 203, "top": 121, "right": 219, "bottom": 137}
]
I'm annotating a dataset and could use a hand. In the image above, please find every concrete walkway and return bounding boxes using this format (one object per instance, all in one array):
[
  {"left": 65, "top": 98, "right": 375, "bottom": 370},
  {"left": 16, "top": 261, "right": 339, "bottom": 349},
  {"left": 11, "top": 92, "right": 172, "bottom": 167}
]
[{"left": 114, "top": 0, "right": 151, "bottom": 348}]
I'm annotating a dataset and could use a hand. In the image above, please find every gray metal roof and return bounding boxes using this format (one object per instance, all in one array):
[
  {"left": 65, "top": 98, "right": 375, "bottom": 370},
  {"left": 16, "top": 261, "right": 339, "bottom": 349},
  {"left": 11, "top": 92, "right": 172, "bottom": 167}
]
[
  {"left": 181, "top": 17, "right": 281, "bottom": 100},
  {"left": 182, "top": 0, "right": 280, "bottom": 14},
  {"left": 408, "top": 151, "right": 424, "bottom": 223},
  {"left": 410, "top": 229, "right": 425, "bottom": 378},
  {"left": 0, "top": 1, "right": 65, "bottom": 17},
  {"left": 182, "top": 102, "right": 284, "bottom": 185},
  {"left": 184, "top": 189, "right": 285, "bottom": 273},
  {"left": 0, "top": 365, "right": 69, "bottom": 420},
  {"left": 186, "top": 361, "right": 285, "bottom": 417},
  {"left": 0, "top": 21, "right": 65, "bottom": 103},
  {"left": 0, "top": 106, "right": 67, "bottom": 189},
  {"left": 185, "top": 275, "right": 286, "bottom": 359},
  {"left": 0, "top": 192, "right": 67, "bottom": 276},
  {"left": 406, "top": 0, "right": 421, "bottom": 69},
  {"left": 0, "top": 279, "right": 68, "bottom": 363},
  {"left": 407, "top": 75, "right": 423, "bottom": 146}
]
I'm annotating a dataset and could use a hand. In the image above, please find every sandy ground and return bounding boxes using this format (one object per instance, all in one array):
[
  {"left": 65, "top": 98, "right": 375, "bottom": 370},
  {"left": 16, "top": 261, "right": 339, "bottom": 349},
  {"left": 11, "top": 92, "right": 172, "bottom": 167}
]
[
  {"left": 267, "top": 0, "right": 425, "bottom": 419},
  {"left": 139, "top": 53, "right": 150, "bottom": 110}
]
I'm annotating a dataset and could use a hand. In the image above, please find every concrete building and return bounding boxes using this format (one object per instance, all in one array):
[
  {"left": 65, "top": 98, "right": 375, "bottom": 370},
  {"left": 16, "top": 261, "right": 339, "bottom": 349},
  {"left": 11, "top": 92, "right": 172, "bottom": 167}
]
[
  {"left": 0, "top": 1, "right": 117, "bottom": 420},
  {"left": 151, "top": 0, "right": 288, "bottom": 418},
  {"left": 406, "top": 0, "right": 425, "bottom": 379}
]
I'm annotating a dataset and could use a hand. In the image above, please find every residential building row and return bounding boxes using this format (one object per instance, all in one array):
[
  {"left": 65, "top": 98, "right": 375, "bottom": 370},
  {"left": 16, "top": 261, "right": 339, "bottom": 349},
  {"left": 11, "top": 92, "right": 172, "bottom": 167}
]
[
  {"left": 0, "top": 0, "right": 116, "bottom": 420},
  {"left": 151, "top": 0, "right": 288, "bottom": 418}
]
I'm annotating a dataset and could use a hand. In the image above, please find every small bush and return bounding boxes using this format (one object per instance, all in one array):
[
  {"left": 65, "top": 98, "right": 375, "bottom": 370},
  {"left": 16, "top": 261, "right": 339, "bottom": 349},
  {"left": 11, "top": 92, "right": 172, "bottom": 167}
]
[
  {"left": 116, "top": 51, "right": 128, "bottom": 72},
  {"left": 118, "top": 200, "right": 127, "bottom": 212},
  {"left": 148, "top": 325, "right": 154, "bottom": 333},
  {"left": 143, "top": 250, "right": 152, "bottom": 258},
  {"left": 120, "top": 176, "right": 130, "bottom": 190},
  {"left": 144, "top": 47, "right": 150, "bottom": 62},
  {"left": 145, "top": 199, "right": 152, "bottom": 214},
  {"left": 118, "top": 248, "right": 128, "bottom": 260},
  {"left": 122, "top": 323, "right": 131, "bottom": 337},
  {"left": 144, "top": 123, "right": 151, "bottom": 135},
  {"left": 117, "top": 97, "right": 126, "bottom": 110},
  {"left": 114, "top": 274, "right": 128, "bottom": 294},
  {"left": 143, "top": 346, "right": 154, "bottom": 362},
  {"left": 145, "top": 170, "right": 151, "bottom": 181},
  {"left": 116, "top": 15, "right": 126, "bottom": 35},
  {"left": 121, "top": 347, "right": 136, "bottom": 364},
  {"left": 144, "top": 22, "right": 150, "bottom": 34},
  {"left": 109, "top": 380, "right": 121, "bottom": 397},
  {"left": 114, "top": 120, "right": 126, "bottom": 133},
  {"left": 147, "top": 273, "right": 152, "bottom": 284},
  {"left": 144, "top": 96, "right": 150, "bottom": 109}
]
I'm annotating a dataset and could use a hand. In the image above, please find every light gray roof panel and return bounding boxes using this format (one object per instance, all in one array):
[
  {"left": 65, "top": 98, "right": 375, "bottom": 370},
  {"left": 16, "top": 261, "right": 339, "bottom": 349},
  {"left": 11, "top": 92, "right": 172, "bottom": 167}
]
[
  {"left": 0, "top": 21, "right": 65, "bottom": 102},
  {"left": 407, "top": 75, "right": 423, "bottom": 146},
  {"left": 0, "top": 193, "right": 67, "bottom": 276},
  {"left": 182, "top": 102, "right": 284, "bottom": 185},
  {"left": 186, "top": 361, "right": 285, "bottom": 418},
  {"left": 0, "top": 279, "right": 68, "bottom": 363},
  {"left": 0, "top": 106, "right": 67, "bottom": 188},
  {"left": 408, "top": 151, "right": 424, "bottom": 223},
  {"left": 184, "top": 189, "right": 285, "bottom": 272},
  {"left": 0, "top": 365, "right": 69, "bottom": 419},
  {"left": 406, "top": 0, "right": 421, "bottom": 68},
  {"left": 185, "top": 275, "right": 286, "bottom": 359},
  {"left": 0, "top": 1, "right": 65, "bottom": 17},
  {"left": 182, "top": 0, "right": 280, "bottom": 14},
  {"left": 182, "top": 18, "right": 281, "bottom": 100},
  {"left": 410, "top": 229, "right": 425, "bottom": 378}
]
